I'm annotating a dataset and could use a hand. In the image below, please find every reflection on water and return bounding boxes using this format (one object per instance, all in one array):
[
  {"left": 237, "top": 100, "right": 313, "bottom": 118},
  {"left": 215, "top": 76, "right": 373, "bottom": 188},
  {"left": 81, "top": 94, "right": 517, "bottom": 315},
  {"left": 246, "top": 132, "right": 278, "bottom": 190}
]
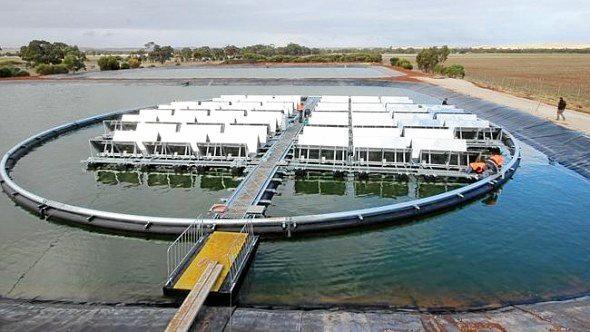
[
  {"left": 418, "top": 183, "right": 463, "bottom": 197},
  {"left": 94, "top": 169, "right": 240, "bottom": 191},
  {"left": 294, "top": 178, "right": 346, "bottom": 196},
  {"left": 271, "top": 173, "right": 471, "bottom": 216},
  {"left": 355, "top": 179, "right": 409, "bottom": 198}
]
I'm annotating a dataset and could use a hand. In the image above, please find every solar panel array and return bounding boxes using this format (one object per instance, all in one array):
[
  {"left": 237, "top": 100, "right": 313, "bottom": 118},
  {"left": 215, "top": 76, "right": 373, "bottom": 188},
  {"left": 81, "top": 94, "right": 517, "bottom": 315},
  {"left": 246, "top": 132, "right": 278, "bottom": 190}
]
[
  {"left": 295, "top": 95, "right": 496, "bottom": 167},
  {"left": 106, "top": 95, "right": 300, "bottom": 157}
]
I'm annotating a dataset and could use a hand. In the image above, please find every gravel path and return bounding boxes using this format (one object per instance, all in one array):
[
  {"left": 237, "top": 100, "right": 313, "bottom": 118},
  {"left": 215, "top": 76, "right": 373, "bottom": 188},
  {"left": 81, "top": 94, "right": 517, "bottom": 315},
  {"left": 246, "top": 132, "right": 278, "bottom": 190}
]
[{"left": 418, "top": 77, "right": 590, "bottom": 136}]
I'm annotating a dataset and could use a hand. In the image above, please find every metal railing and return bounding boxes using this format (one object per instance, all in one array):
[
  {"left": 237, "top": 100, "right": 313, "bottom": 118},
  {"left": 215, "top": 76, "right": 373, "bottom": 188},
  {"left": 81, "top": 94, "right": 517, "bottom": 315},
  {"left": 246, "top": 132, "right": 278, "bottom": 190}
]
[
  {"left": 226, "top": 221, "right": 255, "bottom": 284},
  {"left": 166, "top": 220, "right": 206, "bottom": 285}
]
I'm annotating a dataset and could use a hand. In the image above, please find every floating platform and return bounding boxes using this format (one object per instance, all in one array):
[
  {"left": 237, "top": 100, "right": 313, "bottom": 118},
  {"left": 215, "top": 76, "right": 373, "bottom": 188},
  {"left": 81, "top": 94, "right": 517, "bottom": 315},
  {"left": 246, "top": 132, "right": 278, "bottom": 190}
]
[
  {"left": 0, "top": 94, "right": 521, "bottom": 236},
  {"left": 163, "top": 226, "right": 259, "bottom": 304}
]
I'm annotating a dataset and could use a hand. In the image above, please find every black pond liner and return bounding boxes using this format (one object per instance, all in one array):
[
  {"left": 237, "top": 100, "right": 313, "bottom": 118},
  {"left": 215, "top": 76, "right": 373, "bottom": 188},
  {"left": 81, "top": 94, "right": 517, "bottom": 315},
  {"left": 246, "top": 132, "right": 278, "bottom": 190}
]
[{"left": 399, "top": 81, "right": 590, "bottom": 179}]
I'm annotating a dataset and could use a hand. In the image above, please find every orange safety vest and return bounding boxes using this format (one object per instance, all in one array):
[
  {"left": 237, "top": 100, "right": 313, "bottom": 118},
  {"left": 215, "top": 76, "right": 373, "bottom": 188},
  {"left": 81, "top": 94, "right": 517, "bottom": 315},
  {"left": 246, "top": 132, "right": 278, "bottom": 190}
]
[
  {"left": 469, "top": 162, "right": 487, "bottom": 174},
  {"left": 489, "top": 154, "right": 504, "bottom": 167}
]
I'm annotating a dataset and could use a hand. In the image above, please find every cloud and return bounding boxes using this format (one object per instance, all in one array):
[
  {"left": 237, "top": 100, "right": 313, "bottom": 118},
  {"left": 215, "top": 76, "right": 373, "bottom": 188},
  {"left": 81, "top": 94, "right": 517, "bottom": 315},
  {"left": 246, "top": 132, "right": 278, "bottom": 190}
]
[{"left": 1, "top": 0, "right": 589, "bottom": 47}]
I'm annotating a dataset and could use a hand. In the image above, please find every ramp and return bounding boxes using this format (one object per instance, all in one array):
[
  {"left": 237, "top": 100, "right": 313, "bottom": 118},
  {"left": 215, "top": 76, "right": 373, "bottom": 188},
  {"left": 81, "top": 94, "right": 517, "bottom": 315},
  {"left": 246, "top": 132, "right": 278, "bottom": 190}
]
[
  {"left": 165, "top": 261, "right": 222, "bottom": 332},
  {"left": 163, "top": 223, "right": 259, "bottom": 302},
  {"left": 173, "top": 231, "right": 248, "bottom": 292}
]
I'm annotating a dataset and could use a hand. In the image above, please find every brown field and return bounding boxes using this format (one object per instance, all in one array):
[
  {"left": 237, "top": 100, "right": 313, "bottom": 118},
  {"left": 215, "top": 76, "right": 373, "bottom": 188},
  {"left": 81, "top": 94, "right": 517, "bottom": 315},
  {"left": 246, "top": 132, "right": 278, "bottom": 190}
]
[{"left": 385, "top": 53, "right": 590, "bottom": 113}]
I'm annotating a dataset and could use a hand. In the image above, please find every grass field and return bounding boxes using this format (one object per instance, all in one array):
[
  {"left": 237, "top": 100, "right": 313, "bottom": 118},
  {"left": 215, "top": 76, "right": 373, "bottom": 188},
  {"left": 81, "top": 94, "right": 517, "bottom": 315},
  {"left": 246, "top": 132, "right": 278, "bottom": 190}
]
[
  {"left": 0, "top": 57, "right": 24, "bottom": 67},
  {"left": 386, "top": 53, "right": 590, "bottom": 113}
]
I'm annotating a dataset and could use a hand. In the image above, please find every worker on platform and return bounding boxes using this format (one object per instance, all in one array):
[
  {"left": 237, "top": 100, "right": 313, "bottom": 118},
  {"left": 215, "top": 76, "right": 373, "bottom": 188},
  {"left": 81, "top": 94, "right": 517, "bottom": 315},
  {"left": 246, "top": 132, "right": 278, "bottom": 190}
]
[
  {"left": 467, "top": 154, "right": 504, "bottom": 176},
  {"left": 442, "top": 98, "right": 448, "bottom": 105},
  {"left": 297, "top": 102, "right": 304, "bottom": 123},
  {"left": 556, "top": 97, "right": 567, "bottom": 121}
]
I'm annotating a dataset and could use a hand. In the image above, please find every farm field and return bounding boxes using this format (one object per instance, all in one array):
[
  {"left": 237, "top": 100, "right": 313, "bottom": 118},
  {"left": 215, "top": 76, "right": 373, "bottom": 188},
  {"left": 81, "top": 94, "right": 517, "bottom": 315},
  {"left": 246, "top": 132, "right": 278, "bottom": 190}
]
[{"left": 386, "top": 53, "right": 590, "bottom": 113}]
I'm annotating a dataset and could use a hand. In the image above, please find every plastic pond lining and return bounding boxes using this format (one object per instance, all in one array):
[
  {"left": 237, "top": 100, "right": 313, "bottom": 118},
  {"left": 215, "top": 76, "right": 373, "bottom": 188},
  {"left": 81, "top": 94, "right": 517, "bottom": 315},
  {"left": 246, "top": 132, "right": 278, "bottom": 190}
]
[
  {"left": 400, "top": 82, "right": 590, "bottom": 179},
  {"left": 0, "top": 88, "right": 524, "bottom": 236}
]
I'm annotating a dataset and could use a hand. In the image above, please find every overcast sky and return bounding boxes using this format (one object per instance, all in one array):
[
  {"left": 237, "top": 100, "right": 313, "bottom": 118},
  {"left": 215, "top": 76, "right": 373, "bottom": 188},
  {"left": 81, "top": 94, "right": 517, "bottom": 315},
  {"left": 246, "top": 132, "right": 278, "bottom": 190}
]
[{"left": 1, "top": 0, "right": 589, "bottom": 48}]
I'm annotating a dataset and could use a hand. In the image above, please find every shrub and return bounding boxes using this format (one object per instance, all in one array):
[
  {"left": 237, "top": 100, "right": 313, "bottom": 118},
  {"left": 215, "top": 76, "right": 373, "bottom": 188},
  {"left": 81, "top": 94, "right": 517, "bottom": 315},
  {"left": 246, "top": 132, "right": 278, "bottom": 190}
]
[
  {"left": 35, "top": 63, "right": 55, "bottom": 75},
  {"left": 268, "top": 55, "right": 297, "bottom": 63},
  {"left": 389, "top": 57, "right": 400, "bottom": 66},
  {"left": 242, "top": 52, "right": 267, "bottom": 62},
  {"left": 433, "top": 64, "right": 445, "bottom": 74},
  {"left": 97, "top": 56, "right": 120, "bottom": 71},
  {"left": 13, "top": 69, "right": 30, "bottom": 77},
  {"left": 0, "top": 59, "right": 23, "bottom": 67},
  {"left": 443, "top": 64, "right": 465, "bottom": 78},
  {"left": 52, "top": 64, "right": 69, "bottom": 74},
  {"left": 128, "top": 57, "right": 141, "bottom": 68},
  {"left": 120, "top": 62, "right": 130, "bottom": 70},
  {"left": 396, "top": 58, "right": 413, "bottom": 70},
  {"left": 342, "top": 53, "right": 382, "bottom": 62},
  {"left": 35, "top": 63, "right": 67, "bottom": 75},
  {"left": 0, "top": 67, "right": 12, "bottom": 77},
  {"left": 62, "top": 53, "right": 86, "bottom": 72}
]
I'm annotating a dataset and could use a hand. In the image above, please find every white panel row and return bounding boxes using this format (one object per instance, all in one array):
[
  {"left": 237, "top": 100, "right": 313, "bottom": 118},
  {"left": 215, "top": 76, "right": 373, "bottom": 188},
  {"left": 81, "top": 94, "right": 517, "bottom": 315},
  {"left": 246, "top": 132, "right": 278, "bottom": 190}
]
[
  {"left": 121, "top": 109, "right": 286, "bottom": 133},
  {"left": 296, "top": 126, "right": 469, "bottom": 158},
  {"left": 157, "top": 100, "right": 295, "bottom": 115},
  {"left": 319, "top": 95, "right": 414, "bottom": 104},
  {"left": 111, "top": 122, "right": 269, "bottom": 155},
  {"left": 306, "top": 111, "right": 489, "bottom": 129}
]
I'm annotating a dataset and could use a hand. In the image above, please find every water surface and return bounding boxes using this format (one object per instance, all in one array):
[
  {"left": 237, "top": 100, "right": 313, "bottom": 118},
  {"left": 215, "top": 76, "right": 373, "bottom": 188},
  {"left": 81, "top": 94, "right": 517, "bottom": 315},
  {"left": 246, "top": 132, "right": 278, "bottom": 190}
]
[
  {"left": 80, "top": 65, "right": 400, "bottom": 79},
  {"left": 0, "top": 71, "right": 589, "bottom": 310}
]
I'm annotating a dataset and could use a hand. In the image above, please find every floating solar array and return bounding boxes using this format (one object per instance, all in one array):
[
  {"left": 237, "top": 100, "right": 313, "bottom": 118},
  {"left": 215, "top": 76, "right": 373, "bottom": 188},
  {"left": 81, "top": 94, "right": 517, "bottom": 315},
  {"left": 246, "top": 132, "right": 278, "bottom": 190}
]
[
  {"left": 294, "top": 95, "right": 503, "bottom": 169},
  {"left": 92, "top": 95, "right": 301, "bottom": 159}
]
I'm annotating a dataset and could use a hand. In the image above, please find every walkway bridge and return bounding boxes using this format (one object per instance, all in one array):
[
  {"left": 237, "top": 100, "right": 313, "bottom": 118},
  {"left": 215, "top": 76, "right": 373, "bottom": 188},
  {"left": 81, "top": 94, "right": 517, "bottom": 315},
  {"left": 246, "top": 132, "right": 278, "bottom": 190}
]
[
  {"left": 219, "top": 97, "right": 319, "bottom": 219},
  {"left": 163, "top": 222, "right": 259, "bottom": 331}
]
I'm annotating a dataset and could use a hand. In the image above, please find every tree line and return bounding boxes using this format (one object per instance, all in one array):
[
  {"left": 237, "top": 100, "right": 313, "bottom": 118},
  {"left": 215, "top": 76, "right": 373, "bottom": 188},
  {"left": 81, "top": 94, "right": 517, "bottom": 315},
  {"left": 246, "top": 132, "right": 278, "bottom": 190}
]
[
  {"left": 93, "top": 42, "right": 382, "bottom": 71},
  {"left": 20, "top": 40, "right": 86, "bottom": 74}
]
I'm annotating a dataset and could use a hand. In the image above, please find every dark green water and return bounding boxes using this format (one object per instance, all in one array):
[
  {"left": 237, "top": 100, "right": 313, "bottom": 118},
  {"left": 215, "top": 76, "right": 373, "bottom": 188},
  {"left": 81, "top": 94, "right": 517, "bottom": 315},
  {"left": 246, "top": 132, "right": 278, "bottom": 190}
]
[{"left": 0, "top": 77, "right": 589, "bottom": 310}]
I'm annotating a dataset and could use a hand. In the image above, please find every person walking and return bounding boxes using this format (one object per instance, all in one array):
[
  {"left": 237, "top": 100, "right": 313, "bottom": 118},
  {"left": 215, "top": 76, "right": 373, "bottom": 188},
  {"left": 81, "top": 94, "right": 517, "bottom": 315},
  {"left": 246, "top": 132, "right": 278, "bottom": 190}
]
[
  {"left": 442, "top": 98, "right": 448, "bottom": 105},
  {"left": 296, "top": 102, "right": 304, "bottom": 123},
  {"left": 556, "top": 97, "right": 567, "bottom": 121}
]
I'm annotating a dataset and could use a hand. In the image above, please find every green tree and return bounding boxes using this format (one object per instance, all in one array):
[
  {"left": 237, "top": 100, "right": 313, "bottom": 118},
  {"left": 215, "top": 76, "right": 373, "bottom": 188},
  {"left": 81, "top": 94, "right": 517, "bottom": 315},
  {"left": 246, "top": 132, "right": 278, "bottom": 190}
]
[
  {"left": 242, "top": 44, "right": 275, "bottom": 57},
  {"left": 178, "top": 47, "right": 193, "bottom": 62},
  {"left": 210, "top": 48, "right": 225, "bottom": 60},
  {"left": 148, "top": 44, "right": 174, "bottom": 64},
  {"left": 193, "top": 46, "right": 212, "bottom": 60},
  {"left": 416, "top": 46, "right": 450, "bottom": 73},
  {"left": 19, "top": 40, "right": 86, "bottom": 70},
  {"left": 20, "top": 40, "right": 61, "bottom": 65},
  {"left": 282, "top": 43, "right": 311, "bottom": 56},
  {"left": 223, "top": 45, "right": 240, "bottom": 59}
]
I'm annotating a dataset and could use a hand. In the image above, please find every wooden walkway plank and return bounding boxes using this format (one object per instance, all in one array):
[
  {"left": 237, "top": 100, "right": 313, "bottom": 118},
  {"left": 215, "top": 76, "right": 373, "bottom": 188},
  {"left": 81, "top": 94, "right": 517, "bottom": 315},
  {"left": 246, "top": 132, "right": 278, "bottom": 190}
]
[{"left": 166, "top": 261, "right": 223, "bottom": 332}]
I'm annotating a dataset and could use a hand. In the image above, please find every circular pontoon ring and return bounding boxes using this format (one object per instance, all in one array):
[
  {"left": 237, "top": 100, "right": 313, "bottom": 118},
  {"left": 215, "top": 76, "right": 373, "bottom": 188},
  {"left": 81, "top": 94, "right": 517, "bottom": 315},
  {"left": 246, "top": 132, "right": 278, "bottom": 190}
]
[{"left": 0, "top": 108, "right": 520, "bottom": 236}]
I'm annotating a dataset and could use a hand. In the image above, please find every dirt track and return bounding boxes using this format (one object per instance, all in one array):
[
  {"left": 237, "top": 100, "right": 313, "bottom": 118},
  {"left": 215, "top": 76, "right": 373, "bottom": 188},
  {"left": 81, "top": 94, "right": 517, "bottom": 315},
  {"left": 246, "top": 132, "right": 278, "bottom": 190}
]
[{"left": 419, "top": 76, "right": 590, "bottom": 136}]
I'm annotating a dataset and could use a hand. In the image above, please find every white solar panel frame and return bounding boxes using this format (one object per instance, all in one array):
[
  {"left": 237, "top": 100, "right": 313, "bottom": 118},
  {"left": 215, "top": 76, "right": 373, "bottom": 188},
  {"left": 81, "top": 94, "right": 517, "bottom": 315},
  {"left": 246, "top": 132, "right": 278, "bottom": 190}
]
[{"left": 307, "top": 112, "right": 349, "bottom": 126}]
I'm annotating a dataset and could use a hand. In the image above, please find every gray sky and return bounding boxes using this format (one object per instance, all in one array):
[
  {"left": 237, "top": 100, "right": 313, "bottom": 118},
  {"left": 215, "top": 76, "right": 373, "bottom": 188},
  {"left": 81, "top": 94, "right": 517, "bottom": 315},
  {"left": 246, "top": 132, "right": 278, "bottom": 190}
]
[{"left": 1, "top": 0, "right": 589, "bottom": 48}]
